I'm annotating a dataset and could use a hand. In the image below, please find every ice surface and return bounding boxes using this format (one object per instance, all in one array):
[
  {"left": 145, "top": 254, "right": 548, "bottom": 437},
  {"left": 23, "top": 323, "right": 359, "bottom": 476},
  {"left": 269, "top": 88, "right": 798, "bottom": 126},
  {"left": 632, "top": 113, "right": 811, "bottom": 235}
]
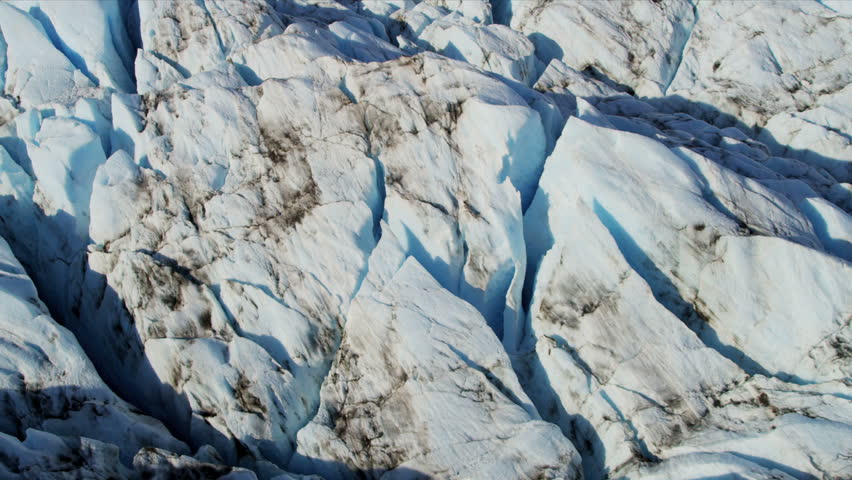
[
  {"left": 395, "top": 5, "right": 537, "bottom": 84},
  {"left": 28, "top": 116, "right": 107, "bottom": 233},
  {"left": 290, "top": 257, "right": 581, "bottom": 479},
  {"left": 0, "top": 3, "right": 94, "bottom": 108},
  {"left": 7, "top": 0, "right": 136, "bottom": 92},
  {"left": 507, "top": 0, "right": 697, "bottom": 96},
  {"left": 668, "top": 0, "right": 852, "bottom": 131},
  {"left": 0, "top": 234, "right": 187, "bottom": 472},
  {"left": 526, "top": 117, "right": 848, "bottom": 384},
  {"left": 520, "top": 114, "right": 851, "bottom": 477},
  {"left": 0, "top": 0, "right": 849, "bottom": 478}
]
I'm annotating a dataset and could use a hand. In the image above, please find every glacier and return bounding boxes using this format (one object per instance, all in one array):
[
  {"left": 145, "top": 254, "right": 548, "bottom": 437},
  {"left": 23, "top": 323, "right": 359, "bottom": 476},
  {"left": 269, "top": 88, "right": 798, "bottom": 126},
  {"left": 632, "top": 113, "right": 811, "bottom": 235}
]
[{"left": 0, "top": 0, "right": 849, "bottom": 479}]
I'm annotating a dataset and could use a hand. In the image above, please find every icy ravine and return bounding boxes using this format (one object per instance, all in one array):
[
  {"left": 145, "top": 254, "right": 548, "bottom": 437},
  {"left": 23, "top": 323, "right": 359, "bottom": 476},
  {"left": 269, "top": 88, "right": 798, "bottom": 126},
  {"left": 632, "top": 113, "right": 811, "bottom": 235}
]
[
  {"left": 0, "top": 0, "right": 850, "bottom": 479},
  {"left": 0, "top": 233, "right": 192, "bottom": 478}
]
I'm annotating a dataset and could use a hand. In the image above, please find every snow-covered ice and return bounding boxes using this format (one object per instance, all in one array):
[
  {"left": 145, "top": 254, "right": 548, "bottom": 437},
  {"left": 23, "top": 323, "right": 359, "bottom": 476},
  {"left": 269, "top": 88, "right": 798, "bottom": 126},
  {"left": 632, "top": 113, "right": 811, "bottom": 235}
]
[
  {"left": 0, "top": 0, "right": 849, "bottom": 478},
  {"left": 291, "top": 257, "right": 581, "bottom": 479}
]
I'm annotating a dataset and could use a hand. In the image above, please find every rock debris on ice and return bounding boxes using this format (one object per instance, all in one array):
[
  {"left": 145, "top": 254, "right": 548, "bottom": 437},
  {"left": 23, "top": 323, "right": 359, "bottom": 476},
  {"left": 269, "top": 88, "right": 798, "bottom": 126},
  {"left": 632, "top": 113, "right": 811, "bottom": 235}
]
[{"left": 0, "top": 1, "right": 849, "bottom": 479}]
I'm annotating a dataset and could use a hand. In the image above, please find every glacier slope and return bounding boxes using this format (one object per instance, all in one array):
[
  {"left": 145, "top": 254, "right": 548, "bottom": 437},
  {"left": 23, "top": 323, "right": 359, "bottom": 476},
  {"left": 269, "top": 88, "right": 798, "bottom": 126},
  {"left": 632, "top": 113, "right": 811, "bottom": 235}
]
[
  {"left": 0, "top": 0, "right": 849, "bottom": 479},
  {"left": 520, "top": 114, "right": 850, "bottom": 478},
  {"left": 0, "top": 233, "right": 189, "bottom": 477},
  {"left": 291, "top": 257, "right": 581, "bottom": 479}
]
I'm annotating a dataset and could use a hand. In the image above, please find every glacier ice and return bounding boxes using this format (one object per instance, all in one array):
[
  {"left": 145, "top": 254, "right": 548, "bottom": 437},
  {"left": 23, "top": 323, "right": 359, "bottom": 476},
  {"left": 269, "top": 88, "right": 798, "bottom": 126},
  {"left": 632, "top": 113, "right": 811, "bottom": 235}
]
[
  {"left": 290, "top": 257, "right": 581, "bottom": 479},
  {"left": 0, "top": 0, "right": 849, "bottom": 478},
  {"left": 505, "top": 0, "right": 697, "bottom": 96},
  {"left": 0, "top": 3, "right": 95, "bottom": 108},
  {"left": 520, "top": 114, "right": 850, "bottom": 477},
  {"left": 0, "top": 233, "right": 188, "bottom": 472}
]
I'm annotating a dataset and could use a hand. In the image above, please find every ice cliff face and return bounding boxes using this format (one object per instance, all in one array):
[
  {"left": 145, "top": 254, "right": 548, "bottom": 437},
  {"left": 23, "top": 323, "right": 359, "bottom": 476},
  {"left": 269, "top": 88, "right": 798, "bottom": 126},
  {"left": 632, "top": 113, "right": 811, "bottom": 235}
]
[{"left": 0, "top": 1, "right": 849, "bottom": 479}]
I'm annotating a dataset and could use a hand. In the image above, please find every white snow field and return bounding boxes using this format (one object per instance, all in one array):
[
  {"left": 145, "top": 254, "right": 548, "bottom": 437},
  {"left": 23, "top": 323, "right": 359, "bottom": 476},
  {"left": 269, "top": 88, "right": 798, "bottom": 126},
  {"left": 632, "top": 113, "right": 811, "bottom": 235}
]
[{"left": 0, "top": 0, "right": 849, "bottom": 479}]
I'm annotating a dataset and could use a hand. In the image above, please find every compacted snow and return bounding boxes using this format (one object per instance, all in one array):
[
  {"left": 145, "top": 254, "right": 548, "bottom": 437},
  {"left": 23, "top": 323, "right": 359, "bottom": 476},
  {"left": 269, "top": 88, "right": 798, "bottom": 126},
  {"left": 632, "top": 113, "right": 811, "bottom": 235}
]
[{"left": 0, "top": 1, "right": 849, "bottom": 479}]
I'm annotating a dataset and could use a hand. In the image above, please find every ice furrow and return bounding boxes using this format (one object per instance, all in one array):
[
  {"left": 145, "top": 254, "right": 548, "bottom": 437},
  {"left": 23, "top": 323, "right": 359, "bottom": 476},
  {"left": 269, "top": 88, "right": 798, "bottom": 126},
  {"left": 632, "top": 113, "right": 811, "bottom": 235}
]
[{"left": 663, "top": 0, "right": 700, "bottom": 95}]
